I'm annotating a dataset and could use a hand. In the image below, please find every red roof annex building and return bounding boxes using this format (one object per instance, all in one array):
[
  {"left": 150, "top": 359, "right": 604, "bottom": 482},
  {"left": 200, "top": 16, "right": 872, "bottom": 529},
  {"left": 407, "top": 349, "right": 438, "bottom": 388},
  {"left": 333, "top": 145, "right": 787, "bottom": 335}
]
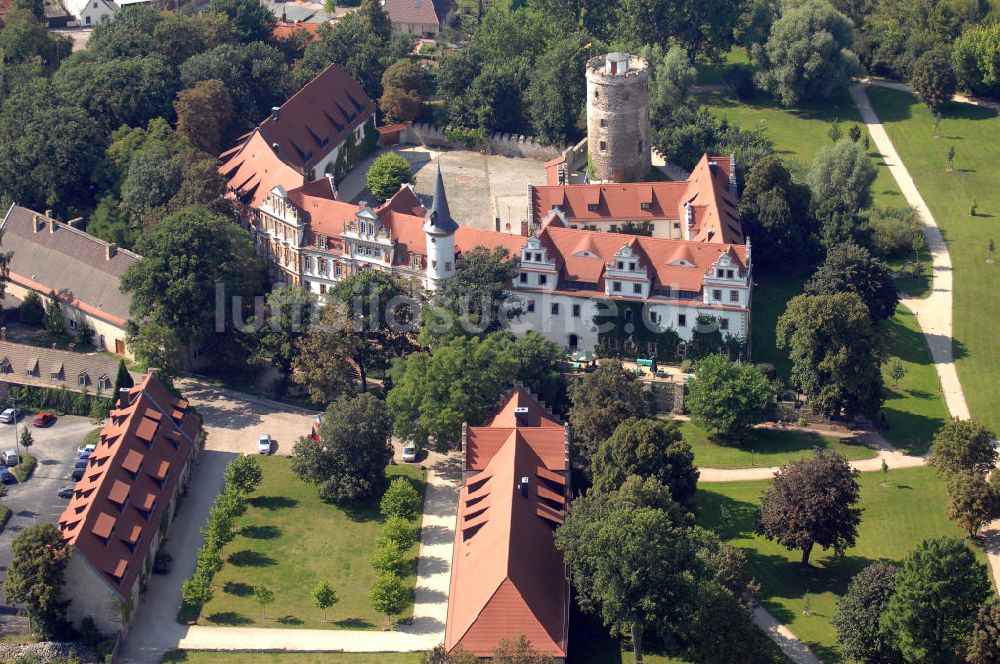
[
  {"left": 445, "top": 386, "right": 571, "bottom": 659},
  {"left": 58, "top": 372, "right": 201, "bottom": 636}
]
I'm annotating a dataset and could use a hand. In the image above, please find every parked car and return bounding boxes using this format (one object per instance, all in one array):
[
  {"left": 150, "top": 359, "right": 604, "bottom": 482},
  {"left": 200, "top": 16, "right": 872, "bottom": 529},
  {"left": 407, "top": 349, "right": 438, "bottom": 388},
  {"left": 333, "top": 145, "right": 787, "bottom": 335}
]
[
  {"left": 72, "top": 467, "right": 85, "bottom": 481},
  {"left": 57, "top": 486, "right": 75, "bottom": 498},
  {"left": 258, "top": 434, "right": 272, "bottom": 455},
  {"left": 2, "top": 449, "right": 19, "bottom": 467},
  {"left": 0, "top": 467, "right": 12, "bottom": 484},
  {"left": 77, "top": 443, "right": 96, "bottom": 456},
  {"left": 0, "top": 408, "right": 20, "bottom": 424},
  {"left": 32, "top": 412, "right": 55, "bottom": 427},
  {"left": 401, "top": 442, "right": 417, "bottom": 463},
  {"left": 78, "top": 449, "right": 93, "bottom": 461}
]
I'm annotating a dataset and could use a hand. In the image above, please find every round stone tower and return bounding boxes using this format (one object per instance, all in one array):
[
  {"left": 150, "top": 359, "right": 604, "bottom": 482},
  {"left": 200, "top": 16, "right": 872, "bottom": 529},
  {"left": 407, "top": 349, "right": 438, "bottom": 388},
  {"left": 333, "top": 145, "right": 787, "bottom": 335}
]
[{"left": 585, "top": 52, "right": 651, "bottom": 183}]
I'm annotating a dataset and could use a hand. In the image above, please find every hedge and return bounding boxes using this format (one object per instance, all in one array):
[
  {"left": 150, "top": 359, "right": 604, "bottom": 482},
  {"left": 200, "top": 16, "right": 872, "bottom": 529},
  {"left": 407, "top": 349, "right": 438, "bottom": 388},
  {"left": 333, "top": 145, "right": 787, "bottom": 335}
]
[
  {"left": 12, "top": 454, "right": 36, "bottom": 483},
  {"left": 9, "top": 385, "right": 112, "bottom": 418}
]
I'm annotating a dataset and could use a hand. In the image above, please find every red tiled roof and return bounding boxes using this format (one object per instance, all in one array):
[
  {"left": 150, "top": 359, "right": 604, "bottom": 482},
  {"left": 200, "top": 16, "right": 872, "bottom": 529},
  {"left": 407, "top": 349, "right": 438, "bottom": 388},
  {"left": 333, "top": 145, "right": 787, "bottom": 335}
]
[
  {"left": 271, "top": 20, "right": 322, "bottom": 42},
  {"left": 446, "top": 387, "right": 571, "bottom": 657},
  {"left": 58, "top": 373, "right": 200, "bottom": 599},
  {"left": 219, "top": 64, "right": 374, "bottom": 208},
  {"left": 531, "top": 154, "right": 742, "bottom": 244}
]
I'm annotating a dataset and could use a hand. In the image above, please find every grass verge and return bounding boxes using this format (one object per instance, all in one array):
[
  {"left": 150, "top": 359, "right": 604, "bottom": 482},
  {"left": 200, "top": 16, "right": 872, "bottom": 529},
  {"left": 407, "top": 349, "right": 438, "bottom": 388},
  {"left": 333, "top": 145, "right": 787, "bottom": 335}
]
[
  {"left": 867, "top": 86, "right": 1000, "bottom": 435},
  {"left": 696, "top": 466, "right": 988, "bottom": 663},
  {"left": 196, "top": 457, "right": 425, "bottom": 630},
  {"left": 0, "top": 505, "right": 10, "bottom": 533}
]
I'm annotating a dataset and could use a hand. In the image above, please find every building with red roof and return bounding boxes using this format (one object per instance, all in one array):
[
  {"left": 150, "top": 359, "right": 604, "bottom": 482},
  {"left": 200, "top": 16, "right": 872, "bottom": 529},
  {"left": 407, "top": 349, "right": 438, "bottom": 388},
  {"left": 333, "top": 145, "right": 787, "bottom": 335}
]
[
  {"left": 219, "top": 63, "right": 376, "bottom": 213},
  {"left": 245, "top": 153, "right": 751, "bottom": 352},
  {"left": 57, "top": 372, "right": 201, "bottom": 636},
  {"left": 446, "top": 385, "right": 571, "bottom": 659}
]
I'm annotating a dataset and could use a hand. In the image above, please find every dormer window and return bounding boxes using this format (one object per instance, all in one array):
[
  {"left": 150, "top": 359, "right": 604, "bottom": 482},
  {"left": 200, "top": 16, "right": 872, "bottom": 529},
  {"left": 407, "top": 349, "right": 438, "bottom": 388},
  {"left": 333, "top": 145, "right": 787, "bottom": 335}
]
[
  {"left": 534, "top": 253, "right": 542, "bottom": 262},
  {"left": 588, "top": 204, "right": 599, "bottom": 212},
  {"left": 727, "top": 269, "right": 734, "bottom": 279},
  {"left": 78, "top": 372, "right": 89, "bottom": 386},
  {"left": 629, "top": 262, "right": 635, "bottom": 270},
  {"left": 640, "top": 202, "right": 651, "bottom": 211},
  {"left": 0, "top": 358, "right": 10, "bottom": 374},
  {"left": 617, "top": 261, "right": 624, "bottom": 270}
]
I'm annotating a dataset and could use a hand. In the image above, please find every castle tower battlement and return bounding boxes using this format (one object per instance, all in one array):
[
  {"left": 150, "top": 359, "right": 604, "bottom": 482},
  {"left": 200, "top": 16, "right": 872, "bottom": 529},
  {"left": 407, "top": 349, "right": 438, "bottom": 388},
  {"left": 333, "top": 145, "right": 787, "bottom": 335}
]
[{"left": 585, "top": 52, "right": 651, "bottom": 183}]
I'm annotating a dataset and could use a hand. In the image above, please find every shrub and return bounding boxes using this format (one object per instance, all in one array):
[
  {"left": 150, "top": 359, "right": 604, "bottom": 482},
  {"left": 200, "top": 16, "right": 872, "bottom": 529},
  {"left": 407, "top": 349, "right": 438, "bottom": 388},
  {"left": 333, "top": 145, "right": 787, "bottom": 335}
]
[
  {"left": 867, "top": 207, "right": 926, "bottom": 259},
  {"left": 724, "top": 64, "right": 756, "bottom": 100},
  {"left": 366, "top": 152, "right": 414, "bottom": 202},
  {"left": 19, "top": 291, "right": 45, "bottom": 326},
  {"left": 378, "top": 515, "right": 418, "bottom": 550},
  {"left": 12, "top": 454, "right": 36, "bottom": 483},
  {"left": 380, "top": 477, "right": 422, "bottom": 520}
]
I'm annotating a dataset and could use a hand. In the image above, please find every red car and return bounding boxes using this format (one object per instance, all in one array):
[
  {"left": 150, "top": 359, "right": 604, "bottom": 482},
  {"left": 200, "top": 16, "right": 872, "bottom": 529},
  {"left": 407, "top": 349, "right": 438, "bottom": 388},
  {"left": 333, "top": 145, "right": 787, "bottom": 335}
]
[{"left": 32, "top": 412, "right": 55, "bottom": 427}]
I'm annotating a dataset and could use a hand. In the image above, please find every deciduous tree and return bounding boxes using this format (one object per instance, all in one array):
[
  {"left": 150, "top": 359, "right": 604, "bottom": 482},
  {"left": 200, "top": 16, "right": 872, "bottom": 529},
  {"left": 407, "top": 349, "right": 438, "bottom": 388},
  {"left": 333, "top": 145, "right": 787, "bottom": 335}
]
[
  {"left": 751, "top": 0, "right": 860, "bottom": 106},
  {"left": 777, "top": 292, "right": 885, "bottom": 418},
  {"left": 910, "top": 48, "right": 957, "bottom": 111},
  {"left": 434, "top": 245, "right": 519, "bottom": 335},
  {"left": 946, "top": 471, "right": 997, "bottom": 538},
  {"left": 224, "top": 455, "right": 263, "bottom": 495},
  {"left": 592, "top": 417, "right": 698, "bottom": 509},
  {"left": 3, "top": 524, "right": 70, "bottom": 639},
  {"left": 369, "top": 572, "right": 409, "bottom": 626},
  {"left": 967, "top": 601, "right": 1000, "bottom": 664},
  {"left": 380, "top": 477, "right": 422, "bottom": 520},
  {"left": 493, "top": 636, "right": 555, "bottom": 664},
  {"left": 928, "top": 418, "right": 998, "bottom": 476},
  {"left": 312, "top": 581, "right": 338, "bottom": 622},
  {"left": 366, "top": 152, "right": 414, "bottom": 201},
  {"left": 291, "top": 392, "right": 392, "bottom": 502},
  {"left": 805, "top": 241, "right": 899, "bottom": 321},
  {"left": 832, "top": 561, "right": 903, "bottom": 664},
  {"left": 738, "top": 156, "right": 815, "bottom": 266},
  {"left": 687, "top": 354, "right": 771, "bottom": 438},
  {"left": 882, "top": 537, "right": 990, "bottom": 663},
  {"left": 174, "top": 79, "right": 235, "bottom": 155},
  {"left": 807, "top": 139, "right": 878, "bottom": 218},
  {"left": 568, "top": 359, "right": 649, "bottom": 467},
  {"left": 252, "top": 285, "right": 317, "bottom": 376},
  {"left": 755, "top": 449, "right": 863, "bottom": 566},
  {"left": 206, "top": 0, "right": 275, "bottom": 43}
]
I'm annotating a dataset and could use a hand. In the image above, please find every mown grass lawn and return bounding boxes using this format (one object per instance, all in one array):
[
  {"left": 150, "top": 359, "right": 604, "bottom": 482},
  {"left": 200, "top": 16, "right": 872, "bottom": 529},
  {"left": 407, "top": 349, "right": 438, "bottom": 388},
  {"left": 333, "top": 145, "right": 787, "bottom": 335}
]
[
  {"left": 697, "top": 89, "right": 905, "bottom": 210},
  {"left": 162, "top": 652, "right": 423, "bottom": 664},
  {"left": 197, "top": 457, "right": 425, "bottom": 630},
  {"left": 696, "top": 466, "right": 989, "bottom": 663},
  {"left": 868, "top": 87, "right": 1000, "bottom": 435},
  {"left": 679, "top": 420, "right": 875, "bottom": 469},
  {"left": 880, "top": 305, "right": 948, "bottom": 454},
  {"left": 749, "top": 269, "right": 807, "bottom": 380}
]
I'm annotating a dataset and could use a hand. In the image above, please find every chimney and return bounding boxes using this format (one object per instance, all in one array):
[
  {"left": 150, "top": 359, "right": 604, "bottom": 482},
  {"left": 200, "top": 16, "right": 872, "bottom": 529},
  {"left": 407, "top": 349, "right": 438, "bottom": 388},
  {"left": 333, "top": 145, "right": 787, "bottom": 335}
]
[
  {"left": 44, "top": 209, "right": 52, "bottom": 219},
  {"left": 48, "top": 218, "right": 56, "bottom": 233},
  {"left": 105, "top": 243, "right": 117, "bottom": 260},
  {"left": 52, "top": 343, "right": 57, "bottom": 349},
  {"left": 69, "top": 343, "right": 75, "bottom": 352},
  {"left": 67, "top": 217, "right": 84, "bottom": 228},
  {"left": 32, "top": 214, "right": 43, "bottom": 233},
  {"left": 271, "top": 106, "right": 281, "bottom": 121},
  {"left": 358, "top": 200, "right": 369, "bottom": 210},
  {"left": 514, "top": 406, "right": 529, "bottom": 425}
]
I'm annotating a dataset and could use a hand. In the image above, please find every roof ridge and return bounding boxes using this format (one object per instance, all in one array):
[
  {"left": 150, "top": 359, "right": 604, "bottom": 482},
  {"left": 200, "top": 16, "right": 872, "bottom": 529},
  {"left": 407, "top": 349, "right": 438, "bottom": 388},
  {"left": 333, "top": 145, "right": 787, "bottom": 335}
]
[{"left": 10, "top": 206, "right": 144, "bottom": 260}]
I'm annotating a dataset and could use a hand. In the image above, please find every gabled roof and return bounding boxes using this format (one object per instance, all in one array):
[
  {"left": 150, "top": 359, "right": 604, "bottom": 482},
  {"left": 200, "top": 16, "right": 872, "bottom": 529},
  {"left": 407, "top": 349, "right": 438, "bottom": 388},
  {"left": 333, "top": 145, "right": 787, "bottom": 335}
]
[
  {"left": 0, "top": 205, "right": 140, "bottom": 326},
  {"left": 0, "top": 340, "right": 134, "bottom": 392},
  {"left": 381, "top": 0, "right": 451, "bottom": 27},
  {"left": 446, "top": 388, "right": 570, "bottom": 658},
  {"left": 219, "top": 64, "right": 374, "bottom": 208},
  {"left": 530, "top": 154, "right": 742, "bottom": 245},
  {"left": 272, "top": 20, "right": 322, "bottom": 42},
  {"left": 58, "top": 373, "right": 200, "bottom": 599}
]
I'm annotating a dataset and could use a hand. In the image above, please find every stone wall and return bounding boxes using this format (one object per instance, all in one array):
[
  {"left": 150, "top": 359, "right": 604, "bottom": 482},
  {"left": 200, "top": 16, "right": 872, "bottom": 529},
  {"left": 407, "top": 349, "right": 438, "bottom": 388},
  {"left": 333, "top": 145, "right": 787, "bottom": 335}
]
[
  {"left": 562, "top": 137, "right": 589, "bottom": 174},
  {"left": 400, "top": 122, "right": 564, "bottom": 161}
]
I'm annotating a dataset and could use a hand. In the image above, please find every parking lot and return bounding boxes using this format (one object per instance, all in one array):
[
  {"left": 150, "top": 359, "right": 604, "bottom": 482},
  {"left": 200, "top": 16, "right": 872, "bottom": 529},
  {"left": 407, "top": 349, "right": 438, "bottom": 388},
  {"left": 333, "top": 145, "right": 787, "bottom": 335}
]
[{"left": 0, "top": 413, "right": 96, "bottom": 634}]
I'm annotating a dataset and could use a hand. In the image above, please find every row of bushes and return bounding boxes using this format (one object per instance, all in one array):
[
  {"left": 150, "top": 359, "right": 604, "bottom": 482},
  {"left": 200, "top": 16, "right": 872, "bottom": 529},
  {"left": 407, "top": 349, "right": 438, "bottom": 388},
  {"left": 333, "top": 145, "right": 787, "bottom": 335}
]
[
  {"left": 9, "top": 385, "right": 111, "bottom": 420},
  {"left": 179, "top": 456, "right": 263, "bottom": 621},
  {"left": 368, "top": 477, "right": 422, "bottom": 626},
  {"left": 13, "top": 454, "right": 37, "bottom": 483}
]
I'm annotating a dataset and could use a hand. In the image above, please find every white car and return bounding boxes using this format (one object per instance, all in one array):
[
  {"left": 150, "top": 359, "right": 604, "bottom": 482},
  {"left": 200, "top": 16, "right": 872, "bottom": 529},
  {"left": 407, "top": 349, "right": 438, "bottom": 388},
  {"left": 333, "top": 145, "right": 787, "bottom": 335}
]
[
  {"left": 401, "top": 442, "right": 417, "bottom": 463},
  {"left": 258, "top": 434, "right": 272, "bottom": 455},
  {"left": 77, "top": 443, "right": 97, "bottom": 457},
  {"left": 0, "top": 408, "right": 20, "bottom": 424}
]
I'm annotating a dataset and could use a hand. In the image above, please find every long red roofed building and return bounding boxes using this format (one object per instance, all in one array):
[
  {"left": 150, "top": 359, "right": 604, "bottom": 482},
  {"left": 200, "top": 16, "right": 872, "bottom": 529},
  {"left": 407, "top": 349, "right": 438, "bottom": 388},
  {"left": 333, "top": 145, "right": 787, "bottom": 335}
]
[
  {"left": 446, "top": 386, "right": 571, "bottom": 659},
  {"left": 57, "top": 372, "right": 201, "bottom": 636}
]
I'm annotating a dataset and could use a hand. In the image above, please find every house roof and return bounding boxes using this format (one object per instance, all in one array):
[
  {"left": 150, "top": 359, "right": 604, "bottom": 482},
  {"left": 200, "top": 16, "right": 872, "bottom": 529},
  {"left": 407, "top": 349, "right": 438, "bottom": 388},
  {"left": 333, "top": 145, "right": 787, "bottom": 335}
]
[
  {"left": 0, "top": 205, "right": 140, "bottom": 326},
  {"left": 446, "top": 387, "right": 570, "bottom": 658},
  {"left": 271, "top": 19, "right": 322, "bottom": 41},
  {"left": 219, "top": 64, "right": 374, "bottom": 208},
  {"left": 0, "top": 340, "right": 136, "bottom": 393},
  {"left": 531, "top": 154, "right": 742, "bottom": 245},
  {"left": 381, "top": 0, "right": 450, "bottom": 27},
  {"left": 57, "top": 373, "right": 200, "bottom": 599}
]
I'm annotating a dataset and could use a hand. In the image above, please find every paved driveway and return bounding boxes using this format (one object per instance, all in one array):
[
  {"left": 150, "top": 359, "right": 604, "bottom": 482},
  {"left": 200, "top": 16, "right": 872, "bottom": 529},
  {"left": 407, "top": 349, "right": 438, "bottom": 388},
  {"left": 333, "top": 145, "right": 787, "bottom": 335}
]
[{"left": 0, "top": 414, "right": 96, "bottom": 634}]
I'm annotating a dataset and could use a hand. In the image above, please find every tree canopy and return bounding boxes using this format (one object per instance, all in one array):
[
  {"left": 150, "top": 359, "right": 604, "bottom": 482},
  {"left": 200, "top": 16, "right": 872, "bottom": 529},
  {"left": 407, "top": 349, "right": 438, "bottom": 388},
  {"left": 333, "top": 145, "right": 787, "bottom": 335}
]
[
  {"left": 755, "top": 449, "right": 863, "bottom": 566},
  {"left": 777, "top": 292, "right": 885, "bottom": 418},
  {"left": 291, "top": 392, "right": 393, "bottom": 502},
  {"left": 3, "top": 523, "right": 70, "bottom": 639},
  {"left": 832, "top": 561, "right": 903, "bottom": 664},
  {"left": 568, "top": 359, "right": 649, "bottom": 468},
  {"left": 366, "top": 152, "right": 414, "bottom": 202},
  {"left": 805, "top": 241, "right": 899, "bottom": 321},
  {"left": 928, "top": 418, "right": 998, "bottom": 476},
  {"left": 738, "top": 155, "right": 816, "bottom": 265},
  {"left": 686, "top": 354, "right": 772, "bottom": 438}
]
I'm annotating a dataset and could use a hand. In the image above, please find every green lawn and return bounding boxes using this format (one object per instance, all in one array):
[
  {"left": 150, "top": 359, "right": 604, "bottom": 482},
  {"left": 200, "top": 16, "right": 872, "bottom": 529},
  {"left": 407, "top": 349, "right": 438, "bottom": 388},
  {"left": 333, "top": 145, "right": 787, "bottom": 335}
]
[
  {"left": 679, "top": 420, "right": 875, "bottom": 469},
  {"left": 696, "top": 466, "right": 989, "bottom": 663},
  {"left": 879, "top": 305, "right": 949, "bottom": 454},
  {"left": 197, "top": 457, "right": 426, "bottom": 630},
  {"left": 697, "top": 89, "right": 905, "bottom": 210},
  {"left": 162, "top": 652, "right": 422, "bottom": 663},
  {"left": 694, "top": 48, "right": 750, "bottom": 86},
  {"left": 868, "top": 87, "right": 1000, "bottom": 434},
  {"left": 750, "top": 269, "right": 807, "bottom": 379}
]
